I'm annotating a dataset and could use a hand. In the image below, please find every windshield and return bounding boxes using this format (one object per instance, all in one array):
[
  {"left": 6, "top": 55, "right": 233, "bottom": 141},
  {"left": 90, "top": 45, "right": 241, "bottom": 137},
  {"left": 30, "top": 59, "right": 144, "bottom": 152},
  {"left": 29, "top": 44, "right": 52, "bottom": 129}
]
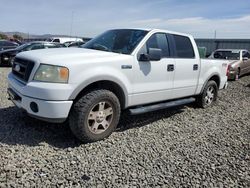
[
  {"left": 82, "top": 29, "right": 148, "bottom": 54},
  {"left": 15, "top": 43, "right": 32, "bottom": 51},
  {"left": 213, "top": 50, "right": 240, "bottom": 60}
]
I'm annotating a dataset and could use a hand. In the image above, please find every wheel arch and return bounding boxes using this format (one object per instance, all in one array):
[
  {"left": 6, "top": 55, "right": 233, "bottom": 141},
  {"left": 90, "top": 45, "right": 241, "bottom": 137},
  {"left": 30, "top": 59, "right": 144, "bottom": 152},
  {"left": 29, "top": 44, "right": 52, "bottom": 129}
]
[
  {"left": 200, "top": 74, "right": 220, "bottom": 95},
  {"left": 71, "top": 80, "right": 127, "bottom": 109}
]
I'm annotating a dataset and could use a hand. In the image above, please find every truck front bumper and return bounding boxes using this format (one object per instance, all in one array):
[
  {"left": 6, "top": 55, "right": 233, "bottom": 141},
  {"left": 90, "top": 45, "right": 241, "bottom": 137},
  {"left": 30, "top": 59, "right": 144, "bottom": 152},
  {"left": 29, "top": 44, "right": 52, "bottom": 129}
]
[
  {"left": 7, "top": 88, "right": 73, "bottom": 123},
  {"left": 7, "top": 73, "right": 73, "bottom": 123}
]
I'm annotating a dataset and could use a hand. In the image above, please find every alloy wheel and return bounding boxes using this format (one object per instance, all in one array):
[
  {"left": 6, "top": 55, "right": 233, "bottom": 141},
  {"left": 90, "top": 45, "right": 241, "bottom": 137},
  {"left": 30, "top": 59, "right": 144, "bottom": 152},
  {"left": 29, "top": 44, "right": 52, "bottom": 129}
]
[{"left": 87, "top": 101, "right": 113, "bottom": 134}]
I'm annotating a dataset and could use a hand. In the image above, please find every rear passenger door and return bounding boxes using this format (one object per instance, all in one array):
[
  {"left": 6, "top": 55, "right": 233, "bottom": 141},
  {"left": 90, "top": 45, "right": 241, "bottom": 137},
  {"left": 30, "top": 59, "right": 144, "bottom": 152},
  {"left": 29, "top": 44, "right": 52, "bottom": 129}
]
[
  {"left": 169, "top": 34, "right": 200, "bottom": 98},
  {"left": 132, "top": 33, "right": 175, "bottom": 105}
]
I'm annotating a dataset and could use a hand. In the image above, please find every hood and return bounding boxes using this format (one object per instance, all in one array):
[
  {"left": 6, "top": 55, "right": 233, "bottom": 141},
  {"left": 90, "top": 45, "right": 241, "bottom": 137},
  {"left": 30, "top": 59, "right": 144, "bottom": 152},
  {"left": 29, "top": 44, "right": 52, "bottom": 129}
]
[{"left": 16, "top": 48, "right": 126, "bottom": 66}]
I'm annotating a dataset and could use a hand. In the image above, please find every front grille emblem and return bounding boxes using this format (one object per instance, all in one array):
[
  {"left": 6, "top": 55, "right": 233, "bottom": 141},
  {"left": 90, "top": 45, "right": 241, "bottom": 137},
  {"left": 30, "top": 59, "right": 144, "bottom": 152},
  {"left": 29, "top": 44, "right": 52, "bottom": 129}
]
[{"left": 14, "top": 64, "right": 21, "bottom": 72}]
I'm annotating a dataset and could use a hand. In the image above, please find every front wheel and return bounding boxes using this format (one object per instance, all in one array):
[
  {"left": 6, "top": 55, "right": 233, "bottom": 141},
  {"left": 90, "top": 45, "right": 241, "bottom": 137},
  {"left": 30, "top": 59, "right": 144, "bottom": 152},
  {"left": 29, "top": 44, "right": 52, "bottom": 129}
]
[
  {"left": 196, "top": 80, "right": 218, "bottom": 108},
  {"left": 69, "top": 89, "right": 121, "bottom": 143}
]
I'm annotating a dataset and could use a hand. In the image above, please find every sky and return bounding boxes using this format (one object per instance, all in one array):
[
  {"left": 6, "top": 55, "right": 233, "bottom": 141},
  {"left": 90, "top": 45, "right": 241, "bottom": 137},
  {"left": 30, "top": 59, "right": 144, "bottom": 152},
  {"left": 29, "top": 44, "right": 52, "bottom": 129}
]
[{"left": 0, "top": 0, "right": 250, "bottom": 38}]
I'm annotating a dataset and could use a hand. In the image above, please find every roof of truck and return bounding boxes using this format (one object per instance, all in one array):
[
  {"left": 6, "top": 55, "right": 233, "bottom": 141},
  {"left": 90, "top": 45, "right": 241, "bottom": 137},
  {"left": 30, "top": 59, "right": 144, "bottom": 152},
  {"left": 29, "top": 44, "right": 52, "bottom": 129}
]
[
  {"left": 112, "top": 28, "right": 193, "bottom": 38},
  {"left": 215, "top": 49, "right": 248, "bottom": 52}
]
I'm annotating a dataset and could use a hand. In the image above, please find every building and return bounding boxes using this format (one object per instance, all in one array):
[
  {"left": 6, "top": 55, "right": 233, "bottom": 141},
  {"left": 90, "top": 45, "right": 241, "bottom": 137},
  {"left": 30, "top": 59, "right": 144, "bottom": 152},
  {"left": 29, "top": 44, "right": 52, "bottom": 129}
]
[{"left": 195, "top": 39, "right": 250, "bottom": 56}]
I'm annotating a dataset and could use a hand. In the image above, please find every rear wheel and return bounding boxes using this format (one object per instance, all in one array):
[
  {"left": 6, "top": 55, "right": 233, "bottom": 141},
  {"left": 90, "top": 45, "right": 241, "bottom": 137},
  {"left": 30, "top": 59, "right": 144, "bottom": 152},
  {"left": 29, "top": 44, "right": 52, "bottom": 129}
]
[
  {"left": 69, "top": 89, "right": 120, "bottom": 143},
  {"left": 196, "top": 80, "right": 218, "bottom": 108}
]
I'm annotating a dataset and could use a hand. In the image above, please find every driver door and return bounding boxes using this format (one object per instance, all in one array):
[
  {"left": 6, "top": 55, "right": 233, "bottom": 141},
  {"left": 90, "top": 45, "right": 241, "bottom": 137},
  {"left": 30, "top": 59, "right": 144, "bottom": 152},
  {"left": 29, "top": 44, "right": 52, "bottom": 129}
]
[{"left": 131, "top": 33, "right": 175, "bottom": 106}]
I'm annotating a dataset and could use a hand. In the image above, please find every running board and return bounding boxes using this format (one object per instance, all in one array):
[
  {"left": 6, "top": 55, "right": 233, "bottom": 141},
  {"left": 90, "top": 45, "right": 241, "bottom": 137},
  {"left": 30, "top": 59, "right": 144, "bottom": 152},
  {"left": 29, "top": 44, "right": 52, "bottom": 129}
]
[{"left": 129, "top": 97, "right": 196, "bottom": 115}]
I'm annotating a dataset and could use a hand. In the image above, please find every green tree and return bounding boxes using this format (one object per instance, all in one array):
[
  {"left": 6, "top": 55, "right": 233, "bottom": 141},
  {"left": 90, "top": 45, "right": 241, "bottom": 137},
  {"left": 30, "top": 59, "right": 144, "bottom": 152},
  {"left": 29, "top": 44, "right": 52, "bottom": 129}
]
[
  {"left": 0, "top": 33, "right": 8, "bottom": 40},
  {"left": 13, "top": 34, "right": 23, "bottom": 41}
]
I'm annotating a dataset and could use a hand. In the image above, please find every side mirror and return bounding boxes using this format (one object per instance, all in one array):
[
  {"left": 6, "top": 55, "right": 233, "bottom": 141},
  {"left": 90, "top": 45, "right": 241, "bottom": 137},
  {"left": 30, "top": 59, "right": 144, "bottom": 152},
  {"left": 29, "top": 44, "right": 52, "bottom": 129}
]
[
  {"left": 139, "top": 48, "right": 162, "bottom": 61},
  {"left": 243, "top": 57, "right": 249, "bottom": 61}
]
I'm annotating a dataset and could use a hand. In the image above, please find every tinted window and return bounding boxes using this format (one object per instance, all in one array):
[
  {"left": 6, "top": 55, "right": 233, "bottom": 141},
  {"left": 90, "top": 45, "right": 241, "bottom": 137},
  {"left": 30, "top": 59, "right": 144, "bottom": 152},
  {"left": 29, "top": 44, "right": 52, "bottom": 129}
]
[
  {"left": 173, "top": 35, "right": 194, "bottom": 58},
  {"left": 243, "top": 51, "right": 250, "bottom": 58},
  {"left": 146, "top": 33, "right": 170, "bottom": 57},
  {"left": 213, "top": 50, "right": 240, "bottom": 60},
  {"left": 83, "top": 29, "right": 148, "bottom": 55},
  {"left": 53, "top": 39, "right": 60, "bottom": 43},
  {"left": 26, "top": 44, "right": 44, "bottom": 50}
]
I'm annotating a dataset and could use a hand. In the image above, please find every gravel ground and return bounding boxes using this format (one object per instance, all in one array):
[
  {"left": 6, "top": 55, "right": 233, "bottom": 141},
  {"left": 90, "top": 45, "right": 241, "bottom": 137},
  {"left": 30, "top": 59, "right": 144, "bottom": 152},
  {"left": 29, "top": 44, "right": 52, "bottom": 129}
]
[{"left": 0, "top": 67, "right": 249, "bottom": 187}]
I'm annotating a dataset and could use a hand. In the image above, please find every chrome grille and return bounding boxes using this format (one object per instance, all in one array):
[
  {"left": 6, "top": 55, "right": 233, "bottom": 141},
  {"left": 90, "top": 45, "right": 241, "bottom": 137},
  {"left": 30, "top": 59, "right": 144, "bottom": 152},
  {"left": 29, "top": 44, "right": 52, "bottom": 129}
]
[{"left": 12, "top": 57, "right": 35, "bottom": 82}]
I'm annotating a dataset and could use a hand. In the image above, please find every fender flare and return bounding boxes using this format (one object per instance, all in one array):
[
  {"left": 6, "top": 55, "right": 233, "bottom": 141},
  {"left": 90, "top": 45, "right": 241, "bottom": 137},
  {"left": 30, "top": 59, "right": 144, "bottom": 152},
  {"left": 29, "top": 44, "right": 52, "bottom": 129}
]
[{"left": 199, "top": 74, "right": 221, "bottom": 95}]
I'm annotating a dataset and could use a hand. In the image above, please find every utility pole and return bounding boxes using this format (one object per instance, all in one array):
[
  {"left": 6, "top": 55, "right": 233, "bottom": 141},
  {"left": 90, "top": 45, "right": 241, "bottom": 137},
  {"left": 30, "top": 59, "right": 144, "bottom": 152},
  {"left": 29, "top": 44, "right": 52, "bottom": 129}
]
[
  {"left": 214, "top": 30, "right": 217, "bottom": 39},
  {"left": 70, "top": 11, "right": 74, "bottom": 38}
]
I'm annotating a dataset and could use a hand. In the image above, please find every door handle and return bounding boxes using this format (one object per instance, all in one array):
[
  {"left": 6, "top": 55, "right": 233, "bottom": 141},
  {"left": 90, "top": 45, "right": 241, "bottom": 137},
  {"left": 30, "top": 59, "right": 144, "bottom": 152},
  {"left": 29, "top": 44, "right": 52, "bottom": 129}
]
[
  {"left": 193, "top": 64, "right": 198, "bottom": 71},
  {"left": 167, "top": 64, "right": 174, "bottom": 71}
]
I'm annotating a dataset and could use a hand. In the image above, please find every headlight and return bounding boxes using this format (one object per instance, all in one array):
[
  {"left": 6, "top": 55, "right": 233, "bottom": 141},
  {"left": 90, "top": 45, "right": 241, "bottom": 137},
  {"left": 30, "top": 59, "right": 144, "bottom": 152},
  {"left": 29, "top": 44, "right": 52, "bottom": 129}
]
[{"left": 33, "top": 64, "right": 69, "bottom": 83}]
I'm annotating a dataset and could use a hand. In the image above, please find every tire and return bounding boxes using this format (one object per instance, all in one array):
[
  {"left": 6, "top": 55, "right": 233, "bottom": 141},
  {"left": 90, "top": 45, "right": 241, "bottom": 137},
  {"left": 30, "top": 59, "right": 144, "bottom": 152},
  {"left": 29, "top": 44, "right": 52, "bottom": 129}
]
[
  {"left": 196, "top": 80, "right": 218, "bottom": 108},
  {"left": 69, "top": 89, "right": 121, "bottom": 143}
]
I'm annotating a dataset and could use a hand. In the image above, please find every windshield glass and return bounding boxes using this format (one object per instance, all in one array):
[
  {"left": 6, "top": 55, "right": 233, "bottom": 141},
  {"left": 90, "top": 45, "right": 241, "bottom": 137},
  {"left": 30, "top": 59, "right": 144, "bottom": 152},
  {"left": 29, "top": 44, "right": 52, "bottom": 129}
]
[
  {"left": 82, "top": 29, "right": 148, "bottom": 54},
  {"left": 213, "top": 50, "right": 240, "bottom": 60},
  {"left": 15, "top": 43, "right": 32, "bottom": 51}
]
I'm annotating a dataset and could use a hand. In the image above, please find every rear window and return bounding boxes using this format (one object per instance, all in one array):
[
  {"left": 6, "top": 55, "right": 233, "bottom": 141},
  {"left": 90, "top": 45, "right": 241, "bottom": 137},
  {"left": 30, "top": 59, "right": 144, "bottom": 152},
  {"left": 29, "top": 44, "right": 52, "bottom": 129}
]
[
  {"left": 173, "top": 35, "right": 195, "bottom": 58},
  {"left": 213, "top": 50, "right": 240, "bottom": 60}
]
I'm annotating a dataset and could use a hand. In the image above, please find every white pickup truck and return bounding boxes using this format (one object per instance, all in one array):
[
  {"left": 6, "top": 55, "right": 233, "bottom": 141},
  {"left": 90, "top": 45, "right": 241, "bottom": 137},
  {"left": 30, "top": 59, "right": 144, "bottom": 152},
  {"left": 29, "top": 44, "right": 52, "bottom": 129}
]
[{"left": 8, "top": 29, "right": 228, "bottom": 143}]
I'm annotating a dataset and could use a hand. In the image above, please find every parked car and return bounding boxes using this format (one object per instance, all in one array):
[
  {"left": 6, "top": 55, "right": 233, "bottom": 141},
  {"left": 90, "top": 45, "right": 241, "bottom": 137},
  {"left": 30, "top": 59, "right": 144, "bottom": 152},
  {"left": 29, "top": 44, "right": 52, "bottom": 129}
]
[
  {"left": 68, "top": 41, "right": 85, "bottom": 48},
  {"left": 46, "top": 37, "right": 83, "bottom": 44},
  {"left": 63, "top": 41, "right": 75, "bottom": 47},
  {"left": 0, "top": 41, "right": 65, "bottom": 66},
  {"left": 0, "top": 40, "right": 19, "bottom": 51},
  {"left": 210, "top": 49, "right": 250, "bottom": 80},
  {"left": 8, "top": 29, "right": 229, "bottom": 143}
]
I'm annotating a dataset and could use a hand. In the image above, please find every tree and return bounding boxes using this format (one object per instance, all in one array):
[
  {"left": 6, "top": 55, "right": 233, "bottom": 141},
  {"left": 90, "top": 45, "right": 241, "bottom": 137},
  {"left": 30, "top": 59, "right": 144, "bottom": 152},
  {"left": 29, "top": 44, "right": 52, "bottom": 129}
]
[
  {"left": 0, "top": 33, "right": 8, "bottom": 40},
  {"left": 13, "top": 34, "right": 23, "bottom": 41}
]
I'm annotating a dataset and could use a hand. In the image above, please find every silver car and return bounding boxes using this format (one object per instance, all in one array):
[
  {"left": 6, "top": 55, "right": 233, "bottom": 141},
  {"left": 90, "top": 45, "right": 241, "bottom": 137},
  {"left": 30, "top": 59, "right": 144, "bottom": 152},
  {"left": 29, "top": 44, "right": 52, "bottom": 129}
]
[{"left": 210, "top": 49, "right": 250, "bottom": 80}]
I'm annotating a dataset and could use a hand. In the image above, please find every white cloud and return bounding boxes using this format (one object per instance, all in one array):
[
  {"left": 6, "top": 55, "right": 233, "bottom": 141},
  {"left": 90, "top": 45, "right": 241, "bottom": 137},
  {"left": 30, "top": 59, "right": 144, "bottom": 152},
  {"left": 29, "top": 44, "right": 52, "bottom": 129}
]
[
  {"left": 127, "top": 15, "right": 250, "bottom": 38},
  {"left": 132, "top": 18, "right": 163, "bottom": 24}
]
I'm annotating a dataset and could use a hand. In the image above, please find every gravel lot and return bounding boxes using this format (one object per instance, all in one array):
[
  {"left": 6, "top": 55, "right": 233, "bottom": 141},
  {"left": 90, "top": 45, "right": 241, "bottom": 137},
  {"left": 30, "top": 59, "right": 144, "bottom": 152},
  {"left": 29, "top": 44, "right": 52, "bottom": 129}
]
[{"left": 0, "top": 67, "right": 249, "bottom": 187}]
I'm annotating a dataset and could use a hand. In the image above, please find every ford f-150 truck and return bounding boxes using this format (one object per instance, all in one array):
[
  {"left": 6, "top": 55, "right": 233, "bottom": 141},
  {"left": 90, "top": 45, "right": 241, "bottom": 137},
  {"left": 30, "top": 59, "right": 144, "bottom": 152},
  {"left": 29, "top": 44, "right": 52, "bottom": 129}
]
[{"left": 7, "top": 29, "right": 229, "bottom": 143}]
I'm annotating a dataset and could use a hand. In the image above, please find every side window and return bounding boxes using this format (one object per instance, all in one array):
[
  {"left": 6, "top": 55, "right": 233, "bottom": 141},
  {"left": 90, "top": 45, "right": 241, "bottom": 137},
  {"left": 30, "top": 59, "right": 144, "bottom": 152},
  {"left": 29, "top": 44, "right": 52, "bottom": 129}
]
[
  {"left": 243, "top": 51, "right": 250, "bottom": 58},
  {"left": 44, "top": 44, "right": 57, "bottom": 48},
  {"left": 30, "top": 44, "right": 44, "bottom": 50},
  {"left": 146, "top": 33, "right": 170, "bottom": 57},
  {"left": 173, "top": 35, "right": 195, "bottom": 58},
  {"left": 53, "top": 39, "right": 60, "bottom": 43}
]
